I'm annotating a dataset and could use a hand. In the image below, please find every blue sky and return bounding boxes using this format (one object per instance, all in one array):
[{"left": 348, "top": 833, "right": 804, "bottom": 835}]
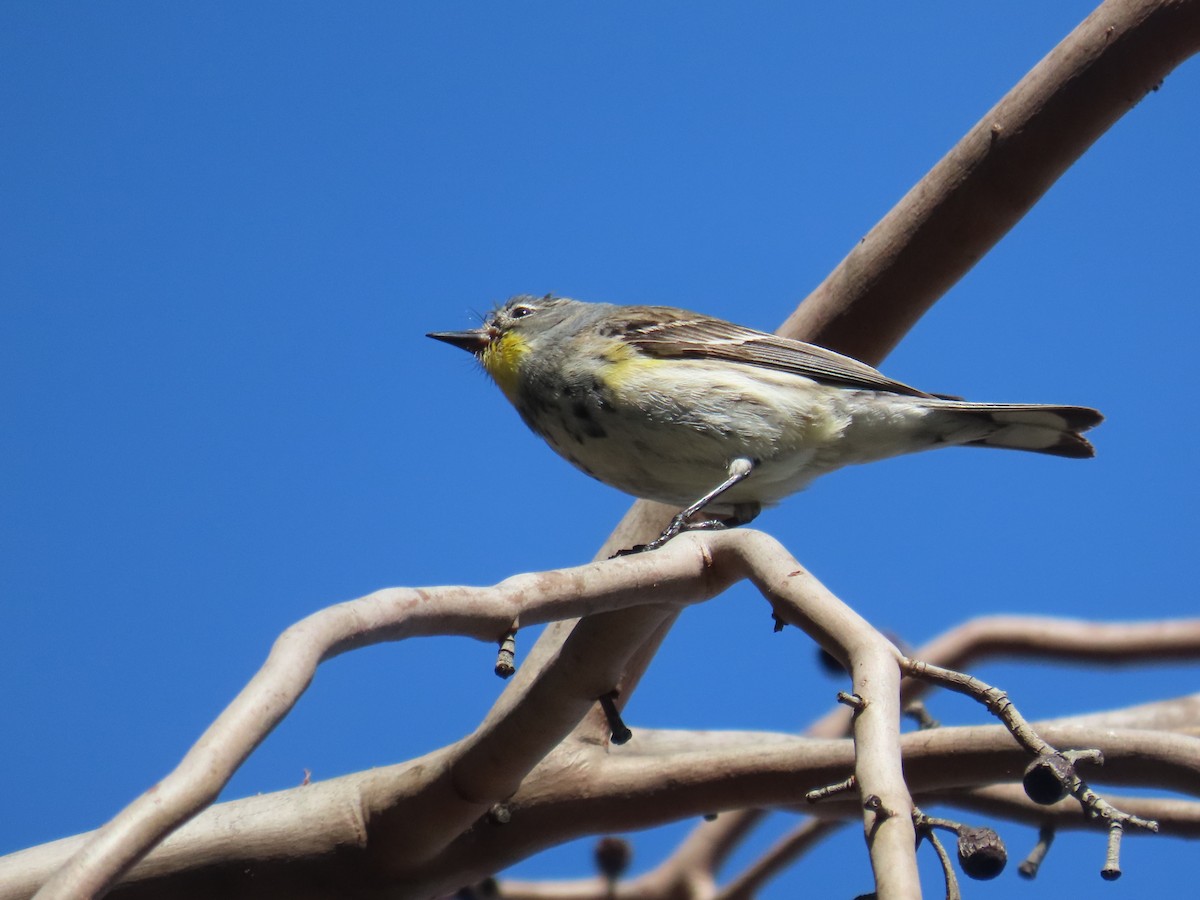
[{"left": 2, "top": 3, "right": 1197, "bottom": 897}]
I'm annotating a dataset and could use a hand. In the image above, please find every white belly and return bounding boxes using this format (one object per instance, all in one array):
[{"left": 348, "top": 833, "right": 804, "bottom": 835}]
[{"left": 523, "top": 359, "right": 946, "bottom": 511}]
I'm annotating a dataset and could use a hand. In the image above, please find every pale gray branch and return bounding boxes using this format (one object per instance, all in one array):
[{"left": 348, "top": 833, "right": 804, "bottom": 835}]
[
  {"left": 9, "top": 698, "right": 1200, "bottom": 899},
  {"left": 662, "top": 615, "right": 1200, "bottom": 897},
  {"left": 24, "top": 531, "right": 916, "bottom": 899}
]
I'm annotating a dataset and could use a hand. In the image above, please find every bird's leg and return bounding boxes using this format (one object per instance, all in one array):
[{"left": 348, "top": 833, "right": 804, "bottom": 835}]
[{"left": 613, "top": 458, "right": 757, "bottom": 557}]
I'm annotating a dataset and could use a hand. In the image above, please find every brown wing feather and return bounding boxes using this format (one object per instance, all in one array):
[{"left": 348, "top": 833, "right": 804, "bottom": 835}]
[{"left": 614, "top": 306, "right": 932, "bottom": 397}]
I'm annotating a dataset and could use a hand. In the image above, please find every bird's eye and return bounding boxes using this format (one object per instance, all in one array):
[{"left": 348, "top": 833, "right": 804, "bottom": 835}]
[{"left": 510, "top": 304, "right": 534, "bottom": 319}]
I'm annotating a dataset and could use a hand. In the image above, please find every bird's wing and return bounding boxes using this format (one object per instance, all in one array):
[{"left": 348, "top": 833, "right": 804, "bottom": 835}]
[{"left": 617, "top": 307, "right": 932, "bottom": 397}]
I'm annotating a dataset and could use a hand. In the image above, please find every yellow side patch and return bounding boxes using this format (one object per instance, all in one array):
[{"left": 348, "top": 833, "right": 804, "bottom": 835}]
[
  {"left": 601, "top": 341, "right": 662, "bottom": 390},
  {"left": 481, "top": 332, "right": 529, "bottom": 402}
]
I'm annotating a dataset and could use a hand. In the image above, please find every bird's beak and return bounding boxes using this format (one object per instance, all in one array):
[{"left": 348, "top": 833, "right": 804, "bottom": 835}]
[{"left": 427, "top": 328, "right": 492, "bottom": 354}]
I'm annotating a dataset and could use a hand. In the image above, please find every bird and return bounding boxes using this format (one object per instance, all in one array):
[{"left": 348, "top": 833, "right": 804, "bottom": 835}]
[{"left": 429, "top": 295, "right": 1102, "bottom": 552}]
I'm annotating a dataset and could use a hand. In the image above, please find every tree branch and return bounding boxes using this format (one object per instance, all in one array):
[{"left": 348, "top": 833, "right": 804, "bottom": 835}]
[
  {"left": 659, "top": 615, "right": 1200, "bottom": 896},
  {"left": 782, "top": 0, "right": 1200, "bottom": 362},
  {"left": 25, "top": 531, "right": 917, "bottom": 899}
]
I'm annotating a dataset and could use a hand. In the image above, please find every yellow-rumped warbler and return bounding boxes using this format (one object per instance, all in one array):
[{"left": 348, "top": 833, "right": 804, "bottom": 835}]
[{"left": 429, "top": 295, "right": 1102, "bottom": 551}]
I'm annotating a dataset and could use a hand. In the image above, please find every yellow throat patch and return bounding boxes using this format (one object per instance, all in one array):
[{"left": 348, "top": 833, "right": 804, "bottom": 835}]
[{"left": 480, "top": 331, "right": 529, "bottom": 402}]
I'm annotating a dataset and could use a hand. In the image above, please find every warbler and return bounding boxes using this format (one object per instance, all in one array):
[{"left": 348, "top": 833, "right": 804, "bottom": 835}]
[{"left": 429, "top": 295, "right": 1102, "bottom": 550}]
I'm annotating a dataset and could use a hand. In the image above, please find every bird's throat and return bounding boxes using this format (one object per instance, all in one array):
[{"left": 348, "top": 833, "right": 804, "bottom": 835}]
[{"left": 481, "top": 332, "right": 529, "bottom": 403}]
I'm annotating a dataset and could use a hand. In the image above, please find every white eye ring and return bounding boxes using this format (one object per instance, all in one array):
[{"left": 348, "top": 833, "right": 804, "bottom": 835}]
[{"left": 510, "top": 304, "right": 534, "bottom": 319}]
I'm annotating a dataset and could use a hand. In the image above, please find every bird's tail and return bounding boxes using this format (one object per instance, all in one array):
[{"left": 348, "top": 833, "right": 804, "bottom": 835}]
[{"left": 927, "top": 401, "right": 1104, "bottom": 459}]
